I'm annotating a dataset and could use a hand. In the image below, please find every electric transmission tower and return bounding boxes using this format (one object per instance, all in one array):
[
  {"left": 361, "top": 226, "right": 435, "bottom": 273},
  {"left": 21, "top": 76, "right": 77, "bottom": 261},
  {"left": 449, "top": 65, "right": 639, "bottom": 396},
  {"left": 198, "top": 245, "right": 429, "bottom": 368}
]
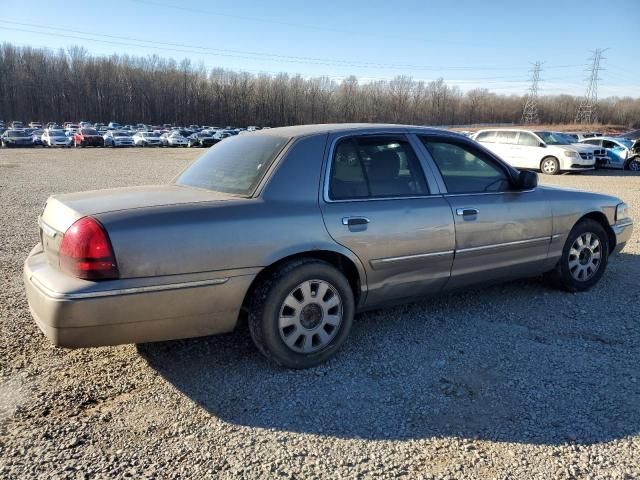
[
  {"left": 575, "top": 49, "right": 606, "bottom": 124},
  {"left": 521, "top": 61, "right": 542, "bottom": 124}
]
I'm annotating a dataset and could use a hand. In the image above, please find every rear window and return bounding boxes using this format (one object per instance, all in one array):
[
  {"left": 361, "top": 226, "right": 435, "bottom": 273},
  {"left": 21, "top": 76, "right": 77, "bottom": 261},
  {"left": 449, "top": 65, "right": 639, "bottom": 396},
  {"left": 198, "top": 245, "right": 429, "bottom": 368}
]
[{"left": 176, "top": 135, "right": 289, "bottom": 195}]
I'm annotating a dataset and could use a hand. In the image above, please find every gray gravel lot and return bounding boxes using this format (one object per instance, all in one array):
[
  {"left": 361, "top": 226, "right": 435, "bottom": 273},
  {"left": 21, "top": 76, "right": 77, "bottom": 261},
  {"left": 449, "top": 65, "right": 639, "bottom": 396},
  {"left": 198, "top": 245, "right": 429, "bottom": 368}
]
[{"left": 1, "top": 148, "right": 639, "bottom": 479}]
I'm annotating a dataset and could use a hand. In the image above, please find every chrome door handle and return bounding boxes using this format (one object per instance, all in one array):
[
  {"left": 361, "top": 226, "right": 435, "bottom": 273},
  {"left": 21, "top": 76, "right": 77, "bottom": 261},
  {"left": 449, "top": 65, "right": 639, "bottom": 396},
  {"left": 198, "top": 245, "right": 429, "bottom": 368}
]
[
  {"left": 456, "top": 208, "right": 479, "bottom": 216},
  {"left": 342, "top": 216, "right": 370, "bottom": 226}
]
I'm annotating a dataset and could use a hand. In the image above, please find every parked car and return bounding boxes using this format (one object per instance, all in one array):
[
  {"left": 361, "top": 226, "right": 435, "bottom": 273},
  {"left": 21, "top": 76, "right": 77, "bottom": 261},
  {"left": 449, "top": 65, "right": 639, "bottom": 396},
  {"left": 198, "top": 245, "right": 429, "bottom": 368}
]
[
  {"left": 187, "top": 131, "right": 217, "bottom": 147},
  {"left": 160, "top": 132, "right": 188, "bottom": 147},
  {"left": 1, "top": 129, "right": 33, "bottom": 147},
  {"left": 472, "top": 129, "right": 596, "bottom": 175},
  {"left": 73, "top": 128, "right": 105, "bottom": 147},
  {"left": 42, "top": 129, "right": 71, "bottom": 147},
  {"left": 580, "top": 137, "right": 640, "bottom": 171},
  {"left": 28, "top": 122, "right": 43, "bottom": 129},
  {"left": 10, "top": 121, "right": 24, "bottom": 129},
  {"left": 30, "top": 129, "right": 45, "bottom": 146},
  {"left": 24, "top": 125, "right": 633, "bottom": 368},
  {"left": 104, "top": 130, "right": 135, "bottom": 147},
  {"left": 552, "top": 132, "right": 608, "bottom": 166},
  {"left": 132, "top": 131, "right": 162, "bottom": 147},
  {"left": 106, "top": 122, "right": 122, "bottom": 130},
  {"left": 213, "top": 131, "right": 232, "bottom": 142}
]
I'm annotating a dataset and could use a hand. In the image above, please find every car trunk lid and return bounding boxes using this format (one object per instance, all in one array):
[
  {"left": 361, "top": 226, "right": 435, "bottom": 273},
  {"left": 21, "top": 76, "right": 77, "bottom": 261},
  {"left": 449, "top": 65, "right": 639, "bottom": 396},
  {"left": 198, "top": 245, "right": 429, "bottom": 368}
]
[{"left": 38, "top": 185, "right": 235, "bottom": 269}]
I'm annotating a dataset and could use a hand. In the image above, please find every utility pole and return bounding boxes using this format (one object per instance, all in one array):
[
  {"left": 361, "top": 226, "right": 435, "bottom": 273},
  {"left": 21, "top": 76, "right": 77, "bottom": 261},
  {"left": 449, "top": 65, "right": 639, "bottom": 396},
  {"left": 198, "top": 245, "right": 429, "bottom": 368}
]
[
  {"left": 521, "top": 61, "right": 542, "bottom": 124},
  {"left": 575, "top": 49, "right": 606, "bottom": 124}
]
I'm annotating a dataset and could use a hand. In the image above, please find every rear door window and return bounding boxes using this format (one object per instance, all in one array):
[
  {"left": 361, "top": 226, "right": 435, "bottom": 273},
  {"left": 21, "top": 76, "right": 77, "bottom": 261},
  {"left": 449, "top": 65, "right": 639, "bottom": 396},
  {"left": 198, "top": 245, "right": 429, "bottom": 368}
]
[
  {"left": 495, "top": 131, "right": 519, "bottom": 144},
  {"left": 475, "top": 131, "right": 495, "bottom": 142},
  {"left": 329, "top": 136, "right": 429, "bottom": 200}
]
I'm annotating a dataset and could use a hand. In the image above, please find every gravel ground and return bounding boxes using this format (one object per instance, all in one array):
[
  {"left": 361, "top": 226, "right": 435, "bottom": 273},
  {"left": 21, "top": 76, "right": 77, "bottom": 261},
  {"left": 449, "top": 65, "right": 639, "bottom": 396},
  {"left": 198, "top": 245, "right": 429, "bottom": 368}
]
[{"left": 1, "top": 148, "right": 639, "bottom": 479}]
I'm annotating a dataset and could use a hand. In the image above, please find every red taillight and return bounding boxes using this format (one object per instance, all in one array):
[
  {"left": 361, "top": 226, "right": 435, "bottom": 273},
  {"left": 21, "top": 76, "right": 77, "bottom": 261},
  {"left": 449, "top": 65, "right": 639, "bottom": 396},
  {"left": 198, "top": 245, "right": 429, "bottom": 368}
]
[{"left": 59, "top": 217, "right": 119, "bottom": 280}]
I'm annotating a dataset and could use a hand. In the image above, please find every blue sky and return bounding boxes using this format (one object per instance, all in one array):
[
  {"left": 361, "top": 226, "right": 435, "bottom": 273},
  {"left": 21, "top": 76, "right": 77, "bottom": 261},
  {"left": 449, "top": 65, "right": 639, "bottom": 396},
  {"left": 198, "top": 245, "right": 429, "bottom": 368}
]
[{"left": 1, "top": 0, "right": 638, "bottom": 97}]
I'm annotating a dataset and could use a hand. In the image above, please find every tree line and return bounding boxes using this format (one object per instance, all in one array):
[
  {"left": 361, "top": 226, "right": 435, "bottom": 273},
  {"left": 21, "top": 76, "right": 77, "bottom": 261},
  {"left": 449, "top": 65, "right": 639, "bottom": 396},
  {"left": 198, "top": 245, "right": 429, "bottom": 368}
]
[{"left": 1, "top": 43, "right": 639, "bottom": 128}]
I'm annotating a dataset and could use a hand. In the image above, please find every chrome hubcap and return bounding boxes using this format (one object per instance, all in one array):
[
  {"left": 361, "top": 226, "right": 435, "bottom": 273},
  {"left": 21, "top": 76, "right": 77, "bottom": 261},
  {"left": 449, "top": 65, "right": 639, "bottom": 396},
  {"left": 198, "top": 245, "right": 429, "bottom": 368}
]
[
  {"left": 542, "top": 159, "right": 557, "bottom": 174},
  {"left": 568, "top": 232, "right": 602, "bottom": 281},
  {"left": 630, "top": 160, "right": 640, "bottom": 171},
  {"left": 278, "top": 279, "right": 343, "bottom": 354}
]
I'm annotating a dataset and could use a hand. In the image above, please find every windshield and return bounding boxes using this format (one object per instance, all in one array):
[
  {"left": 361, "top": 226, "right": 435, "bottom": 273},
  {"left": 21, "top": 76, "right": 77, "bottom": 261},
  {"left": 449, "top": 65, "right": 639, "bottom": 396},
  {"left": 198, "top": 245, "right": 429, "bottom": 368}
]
[
  {"left": 176, "top": 135, "right": 288, "bottom": 195},
  {"left": 50, "top": 130, "right": 65, "bottom": 136},
  {"left": 535, "top": 131, "right": 570, "bottom": 145},
  {"left": 82, "top": 128, "right": 98, "bottom": 135},
  {"left": 7, "top": 130, "right": 29, "bottom": 137},
  {"left": 114, "top": 131, "right": 130, "bottom": 137}
]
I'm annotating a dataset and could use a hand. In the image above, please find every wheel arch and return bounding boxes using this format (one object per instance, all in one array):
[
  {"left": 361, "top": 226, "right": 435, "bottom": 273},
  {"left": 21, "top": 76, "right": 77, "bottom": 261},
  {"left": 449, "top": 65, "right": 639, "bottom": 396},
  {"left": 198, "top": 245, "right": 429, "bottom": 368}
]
[
  {"left": 576, "top": 211, "right": 616, "bottom": 254},
  {"left": 239, "top": 248, "right": 367, "bottom": 323}
]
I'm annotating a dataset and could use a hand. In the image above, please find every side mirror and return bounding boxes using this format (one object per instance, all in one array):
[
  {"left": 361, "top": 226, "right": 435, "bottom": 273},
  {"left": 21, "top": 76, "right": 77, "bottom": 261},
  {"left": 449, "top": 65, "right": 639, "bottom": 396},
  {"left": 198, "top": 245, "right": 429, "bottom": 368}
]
[
  {"left": 539, "top": 142, "right": 546, "bottom": 148},
  {"left": 517, "top": 170, "right": 538, "bottom": 190}
]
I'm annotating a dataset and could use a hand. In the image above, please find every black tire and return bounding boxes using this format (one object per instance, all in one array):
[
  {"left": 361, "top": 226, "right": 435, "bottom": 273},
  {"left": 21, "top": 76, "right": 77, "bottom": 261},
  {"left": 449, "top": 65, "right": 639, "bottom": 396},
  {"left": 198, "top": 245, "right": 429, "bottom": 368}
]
[
  {"left": 248, "top": 259, "right": 355, "bottom": 369},
  {"left": 626, "top": 157, "right": 640, "bottom": 172},
  {"left": 540, "top": 156, "right": 560, "bottom": 175},
  {"left": 545, "top": 218, "right": 609, "bottom": 292}
]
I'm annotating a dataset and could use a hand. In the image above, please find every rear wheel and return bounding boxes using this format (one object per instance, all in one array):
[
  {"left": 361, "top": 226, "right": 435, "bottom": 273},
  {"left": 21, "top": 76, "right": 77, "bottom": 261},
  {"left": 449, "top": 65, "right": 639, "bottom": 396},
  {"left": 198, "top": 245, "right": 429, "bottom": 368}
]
[
  {"left": 545, "top": 218, "right": 609, "bottom": 292},
  {"left": 248, "top": 259, "right": 355, "bottom": 369},
  {"left": 540, "top": 156, "right": 560, "bottom": 175}
]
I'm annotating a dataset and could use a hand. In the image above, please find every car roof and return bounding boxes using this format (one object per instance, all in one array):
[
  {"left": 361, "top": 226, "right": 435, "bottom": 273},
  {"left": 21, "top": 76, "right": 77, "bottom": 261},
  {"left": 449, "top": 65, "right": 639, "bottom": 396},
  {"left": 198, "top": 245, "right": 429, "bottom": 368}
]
[
  {"left": 476, "top": 128, "right": 538, "bottom": 133},
  {"left": 249, "top": 123, "right": 462, "bottom": 139}
]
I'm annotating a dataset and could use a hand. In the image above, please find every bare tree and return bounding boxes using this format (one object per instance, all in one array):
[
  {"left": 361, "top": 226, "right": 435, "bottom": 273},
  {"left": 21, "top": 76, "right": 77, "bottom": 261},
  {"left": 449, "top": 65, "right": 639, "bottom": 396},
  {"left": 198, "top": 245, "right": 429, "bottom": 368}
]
[{"left": 1, "top": 43, "right": 639, "bottom": 128}]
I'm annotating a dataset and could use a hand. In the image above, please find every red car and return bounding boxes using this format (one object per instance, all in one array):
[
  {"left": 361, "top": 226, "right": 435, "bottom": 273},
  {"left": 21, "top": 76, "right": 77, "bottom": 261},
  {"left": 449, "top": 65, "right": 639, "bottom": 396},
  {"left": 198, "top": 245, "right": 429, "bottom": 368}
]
[{"left": 73, "top": 128, "right": 104, "bottom": 147}]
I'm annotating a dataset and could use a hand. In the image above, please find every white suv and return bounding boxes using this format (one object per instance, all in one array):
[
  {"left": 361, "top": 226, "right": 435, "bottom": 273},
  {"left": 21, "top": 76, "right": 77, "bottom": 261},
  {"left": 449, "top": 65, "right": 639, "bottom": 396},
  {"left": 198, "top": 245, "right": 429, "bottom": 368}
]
[{"left": 472, "top": 129, "right": 595, "bottom": 175}]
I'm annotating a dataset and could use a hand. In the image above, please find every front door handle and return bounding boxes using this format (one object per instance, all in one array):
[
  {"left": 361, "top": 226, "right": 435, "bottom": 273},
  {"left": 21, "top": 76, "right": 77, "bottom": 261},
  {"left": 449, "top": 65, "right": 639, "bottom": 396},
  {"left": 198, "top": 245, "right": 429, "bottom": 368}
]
[
  {"left": 342, "top": 216, "right": 370, "bottom": 226},
  {"left": 456, "top": 208, "right": 479, "bottom": 216}
]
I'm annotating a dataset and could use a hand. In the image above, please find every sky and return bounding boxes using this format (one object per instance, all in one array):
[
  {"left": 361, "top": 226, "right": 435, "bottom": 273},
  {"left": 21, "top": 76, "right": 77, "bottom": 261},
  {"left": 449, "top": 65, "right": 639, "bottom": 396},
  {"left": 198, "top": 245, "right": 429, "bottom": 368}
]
[{"left": 1, "top": 0, "right": 638, "bottom": 97}]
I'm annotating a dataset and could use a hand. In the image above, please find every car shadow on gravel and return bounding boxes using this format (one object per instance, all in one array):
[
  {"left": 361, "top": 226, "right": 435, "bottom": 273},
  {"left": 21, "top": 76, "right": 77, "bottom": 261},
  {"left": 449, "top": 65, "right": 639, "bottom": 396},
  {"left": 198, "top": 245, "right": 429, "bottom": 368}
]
[
  {"left": 138, "top": 253, "right": 640, "bottom": 445},
  {"left": 578, "top": 169, "right": 639, "bottom": 177}
]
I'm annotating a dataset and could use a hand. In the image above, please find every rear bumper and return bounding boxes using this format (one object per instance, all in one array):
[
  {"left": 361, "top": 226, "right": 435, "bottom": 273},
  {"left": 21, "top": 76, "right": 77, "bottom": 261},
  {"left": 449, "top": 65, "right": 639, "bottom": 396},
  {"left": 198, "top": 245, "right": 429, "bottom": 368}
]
[
  {"left": 612, "top": 220, "right": 634, "bottom": 254},
  {"left": 23, "top": 245, "right": 255, "bottom": 348}
]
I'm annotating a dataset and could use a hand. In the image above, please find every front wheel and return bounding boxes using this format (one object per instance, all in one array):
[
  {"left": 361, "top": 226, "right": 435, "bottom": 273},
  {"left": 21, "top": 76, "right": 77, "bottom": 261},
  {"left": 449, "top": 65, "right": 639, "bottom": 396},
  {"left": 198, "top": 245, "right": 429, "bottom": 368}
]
[
  {"left": 248, "top": 259, "right": 355, "bottom": 369},
  {"left": 540, "top": 156, "right": 560, "bottom": 175},
  {"left": 626, "top": 157, "right": 640, "bottom": 171},
  {"left": 545, "top": 218, "right": 609, "bottom": 292}
]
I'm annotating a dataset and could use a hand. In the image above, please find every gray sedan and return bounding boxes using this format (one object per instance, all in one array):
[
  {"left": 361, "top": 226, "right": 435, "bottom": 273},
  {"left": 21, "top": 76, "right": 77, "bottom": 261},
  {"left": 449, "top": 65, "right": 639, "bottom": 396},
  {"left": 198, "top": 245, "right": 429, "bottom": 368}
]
[{"left": 24, "top": 124, "right": 634, "bottom": 368}]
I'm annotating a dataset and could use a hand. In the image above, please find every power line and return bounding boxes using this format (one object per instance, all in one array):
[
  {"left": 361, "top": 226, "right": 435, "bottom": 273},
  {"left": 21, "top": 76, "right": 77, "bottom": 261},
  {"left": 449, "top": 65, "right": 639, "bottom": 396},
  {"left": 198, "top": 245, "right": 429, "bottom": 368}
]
[
  {"left": 0, "top": 20, "right": 587, "bottom": 73},
  {"left": 521, "top": 61, "right": 542, "bottom": 124},
  {"left": 575, "top": 49, "right": 606, "bottom": 124}
]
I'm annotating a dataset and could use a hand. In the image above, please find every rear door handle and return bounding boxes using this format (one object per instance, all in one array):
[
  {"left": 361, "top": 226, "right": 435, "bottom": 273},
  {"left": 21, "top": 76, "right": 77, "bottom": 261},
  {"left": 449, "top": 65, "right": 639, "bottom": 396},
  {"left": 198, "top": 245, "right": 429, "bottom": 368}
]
[
  {"left": 342, "top": 216, "right": 370, "bottom": 226},
  {"left": 456, "top": 208, "right": 479, "bottom": 216}
]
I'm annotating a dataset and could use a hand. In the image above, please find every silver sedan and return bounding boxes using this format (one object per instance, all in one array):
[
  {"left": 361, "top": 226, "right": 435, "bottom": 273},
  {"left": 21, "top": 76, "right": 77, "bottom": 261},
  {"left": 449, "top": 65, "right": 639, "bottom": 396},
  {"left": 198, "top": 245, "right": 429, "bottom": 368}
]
[{"left": 24, "top": 124, "right": 634, "bottom": 368}]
